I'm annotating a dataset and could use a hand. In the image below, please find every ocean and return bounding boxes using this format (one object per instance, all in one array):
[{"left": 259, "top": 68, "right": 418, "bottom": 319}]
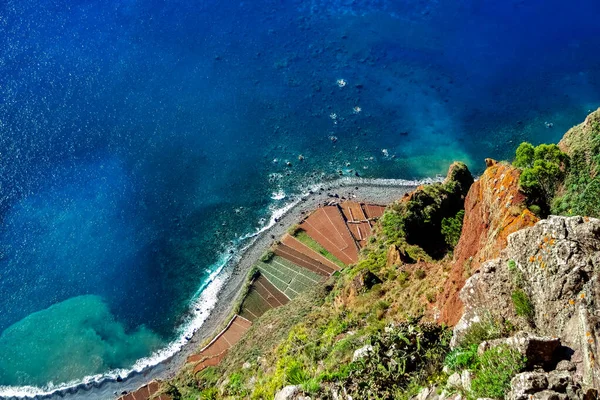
[{"left": 0, "top": 0, "right": 599, "bottom": 395}]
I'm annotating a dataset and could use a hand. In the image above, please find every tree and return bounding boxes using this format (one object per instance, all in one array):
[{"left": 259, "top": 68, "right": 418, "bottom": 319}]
[{"left": 513, "top": 142, "right": 535, "bottom": 168}]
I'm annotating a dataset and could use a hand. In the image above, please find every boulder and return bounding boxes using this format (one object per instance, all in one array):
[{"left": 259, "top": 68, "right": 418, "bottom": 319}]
[
  {"left": 275, "top": 385, "right": 301, "bottom": 400},
  {"left": 510, "top": 372, "right": 549, "bottom": 400},
  {"left": 447, "top": 372, "right": 461, "bottom": 388},
  {"left": 478, "top": 331, "right": 560, "bottom": 369},
  {"left": 531, "top": 390, "right": 564, "bottom": 400},
  {"left": 350, "top": 270, "right": 382, "bottom": 294},
  {"left": 352, "top": 345, "right": 373, "bottom": 362},
  {"left": 548, "top": 370, "right": 573, "bottom": 392},
  {"left": 387, "top": 244, "right": 415, "bottom": 267},
  {"left": 460, "top": 370, "right": 472, "bottom": 392}
]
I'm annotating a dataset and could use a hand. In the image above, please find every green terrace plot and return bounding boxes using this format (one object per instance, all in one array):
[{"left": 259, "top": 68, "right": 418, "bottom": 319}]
[
  {"left": 295, "top": 230, "right": 346, "bottom": 269},
  {"left": 254, "top": 256, "right": 323, "bottom": 299}
]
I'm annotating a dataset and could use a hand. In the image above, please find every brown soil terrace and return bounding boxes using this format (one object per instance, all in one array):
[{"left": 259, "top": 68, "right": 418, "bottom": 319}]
[
  {"left": 299, "top": 206, "right": 358, "bottom": 264},
  {"left": 280, "top": 233, "right": 341, "bottom": 272},
  {"left": 118, "top": 201, "right": 385, "bottom": 400}
]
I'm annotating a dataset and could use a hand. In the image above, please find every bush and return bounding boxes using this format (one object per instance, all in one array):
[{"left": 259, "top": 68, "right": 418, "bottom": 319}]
[
  {"left": 301, "top": 378, "right": 321, "bottom": 394},
  {"left": 343, "top": 323, "right": 452, "bottom": 399},
  {"left": 507, "top": 259, "right": 516, "bottom": 271},
  {"left": 528, "top": 204, "right": 542, "bottom": 216},
  {"left": 470, "top": 345, "right": 526, "bottom": 399},
  {"left": 444, "top": 344, "right": 479, "bottom": 372},
  {"left": 457, "top": 317, "right": 509, "bottom": 348},
  {"left": 287, "top": 224, "right": 302, "bottom": 236},
  {"left": 441, "top": 210, "right": 465, "bottom": 249},
  {"left": 199, "top": 387, "right": 219, "bottom": 400},
  {"left": 260, "top": 250, "right": 275, "bottom": 262},
  {"left": 286, "top": 361, "right": 310, "bottom": 385},
  {"left": 511, "top": 289, "right": 534, "bottom": 320},
  {"left": 513, "top": 142, "right": 568, "bottom": 213},
  {"left": 414, "top": 269, "right": 426, "bottom": 279}
]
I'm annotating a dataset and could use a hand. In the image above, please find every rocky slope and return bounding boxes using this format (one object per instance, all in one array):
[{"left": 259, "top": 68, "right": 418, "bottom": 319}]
[{"left": 454, "top": 216, "right": 600, "bottom": 396}]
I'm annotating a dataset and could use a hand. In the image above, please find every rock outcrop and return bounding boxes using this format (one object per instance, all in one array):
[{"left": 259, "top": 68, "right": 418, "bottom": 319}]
[
  {"left": 439, "top": 160, "right": 538, "bottom": 325},
  {"left": 396, "top": 161, "right": 474, "bottom": 258},
  {"left": 454, "top": 216, "right": 600, "bottom": 390}
]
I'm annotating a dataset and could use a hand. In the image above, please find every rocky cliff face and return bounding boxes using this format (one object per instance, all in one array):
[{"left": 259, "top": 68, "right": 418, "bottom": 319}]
[
  {"left": 558, "top": 108, "right": 600, "bottom": 158},
  {"left": 438, "top": 160, "right": 538, "bottom": 325},
  {"left": 454, "top": 216, "right": 600, "bottom": 391}
]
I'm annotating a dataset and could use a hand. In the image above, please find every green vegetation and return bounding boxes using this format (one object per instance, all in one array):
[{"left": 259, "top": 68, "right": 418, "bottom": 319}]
[
  {"left": 455, "top": 316, "right": 512, "bottom": 349},
  {"left": 445, "top": 320, "right": 524, "bottom": 400},
  {"left": 294, "top": 230, "right": 346, "bottom": 268},
  {"left": 507, "top": 260, "right": 534, "bottom": 321},
  {"left": 287, "top": 224, "right": 301, "bottom": 236},
  {"left": 260, "top": 250, "right": 274, "bottom": 263},
  {"left": 441, "top": 210, "right": 465, "bottom": 249},
  {"left": 255, "top": 255, "right": 322, "bottom": 299},
  {"left": 553, "top": 117, "right": 600, "bottom": 217},
  {"left": 342, "top": 322, "right": 452, "bottom": 400},
  {"left": 511, "top": 289, "right": 534, "bottom": 320},
  {"left": 470, "top": 345, "right": 526, "bottom": 399},
  {"left": 513, "top": 142, "right": 568, "bottom": 214},
  {"left": 166, "top": 162, "right": 477, "bottom": 399},
  {"left": 513, "top": 112, "right": 600, "bottom": 218},
  {"left": 444, "top": 344, "right": 478, "bottom": 371},
  {"left": 392, "top": 162, "right": 473, "bottom": 257}
]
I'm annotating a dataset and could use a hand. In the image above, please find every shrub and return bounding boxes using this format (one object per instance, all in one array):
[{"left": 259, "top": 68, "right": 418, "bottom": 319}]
[
  {"left": 470, "top": 345, "right": 526, "bottom": 399},
  {"left": 414, "top": 269, "right": 426, "bottom": 279},
  {"left": 287, "top": 224, "right": 301, "bottom": 236},
  {"left": 528, "top": 204, "right": 542, "bottom": 216},
  {"left": 457, "top": 317, "right": 508, "bottom": 348},
  {"left": 441, "top": 210, "right": 465, "bottom": 249},
  {"left": 260, "top": 250, "right": 275, "bottom": 262},
  {"left": 397, "top": 270, "right": 410, "bottom": 285},
  {"left": 507, "top": 259, "right": 516, "bottom": 271},
  {"left": 301, "top": 378, "right": 321, "bottom": 394},
  {"left": 286, "top": 361, "right": 310, "bottom": 385},
  {"left": 199, "top": 387, "right": 219, "bottom": 400},
  {"left": 343, "top": 323, "right": 452, "bottom": 399},
  {"left": 513, "top": 142, "right": 568, "bottom": 213},
  {"left": 511, "top": 289, "right": 534, "bottom": 320},
  {"left": 444, "top": 344, "right": 479, "bottom": 372}
]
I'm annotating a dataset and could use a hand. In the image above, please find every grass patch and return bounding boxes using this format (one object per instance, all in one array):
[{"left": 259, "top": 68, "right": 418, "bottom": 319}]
[
  {"left": 511, "top": 289, "right": 534, "bottom": 320},
  {"left": 295, "top": 230, "right": 346, "bottom": 268},
  {"left": 470, "top": 345, "right": 526, "bottom": 399}
]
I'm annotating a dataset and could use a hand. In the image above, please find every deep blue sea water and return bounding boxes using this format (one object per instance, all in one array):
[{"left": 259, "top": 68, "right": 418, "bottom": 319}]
[{"left": 1, "top": 0, "right": 600, "bottom": 392}]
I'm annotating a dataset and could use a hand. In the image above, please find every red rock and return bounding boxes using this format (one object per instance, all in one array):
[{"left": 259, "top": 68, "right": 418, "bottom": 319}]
[{"left": 438, "top": 161, "right": 538, "bottom": 325}]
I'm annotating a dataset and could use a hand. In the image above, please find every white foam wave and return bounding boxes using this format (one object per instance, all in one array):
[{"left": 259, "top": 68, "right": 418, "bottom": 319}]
[{"left": 270, "top": 190, "right": 286, "bottom": 200}]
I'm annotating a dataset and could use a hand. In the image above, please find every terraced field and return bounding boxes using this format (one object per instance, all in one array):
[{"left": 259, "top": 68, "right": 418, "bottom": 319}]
[
  {"left": 126, "top": 200, "right": 387, "bottom": 400},
  {"left": 299, "top": 205, "right": 359, "bottom": 264},
  {"left": 239, "top": 274, "right": 289, "bottom": 322},
  {"left": 117, "top": 381, "right": 169, "bottom": 400},
  {"left": 290, "top": 231, "right": 346, "bottom": 269},
  {"left": 255, "top": 256, "right": 322, "bottom": 299},
  {"left": 273, "top": 243, "right": 336, "bottom": 276}
]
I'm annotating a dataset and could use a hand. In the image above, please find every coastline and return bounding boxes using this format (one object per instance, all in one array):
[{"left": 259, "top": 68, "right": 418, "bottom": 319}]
[{"left": 13, "top": 177, "right": 426, "bottom": 400}]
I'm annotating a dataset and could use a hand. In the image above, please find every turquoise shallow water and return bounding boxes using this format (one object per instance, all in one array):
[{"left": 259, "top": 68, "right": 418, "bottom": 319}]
[{"left": 1, "top": 0, "right": 600, "bottom": 392}]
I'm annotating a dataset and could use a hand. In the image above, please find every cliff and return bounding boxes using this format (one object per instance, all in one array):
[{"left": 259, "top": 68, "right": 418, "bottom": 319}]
[
  {"left": 125, "top": 112, "right": 600, "bottom": 400},
  {"left": 439, "top": 160, "right": 538, "bottom": 325}
]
